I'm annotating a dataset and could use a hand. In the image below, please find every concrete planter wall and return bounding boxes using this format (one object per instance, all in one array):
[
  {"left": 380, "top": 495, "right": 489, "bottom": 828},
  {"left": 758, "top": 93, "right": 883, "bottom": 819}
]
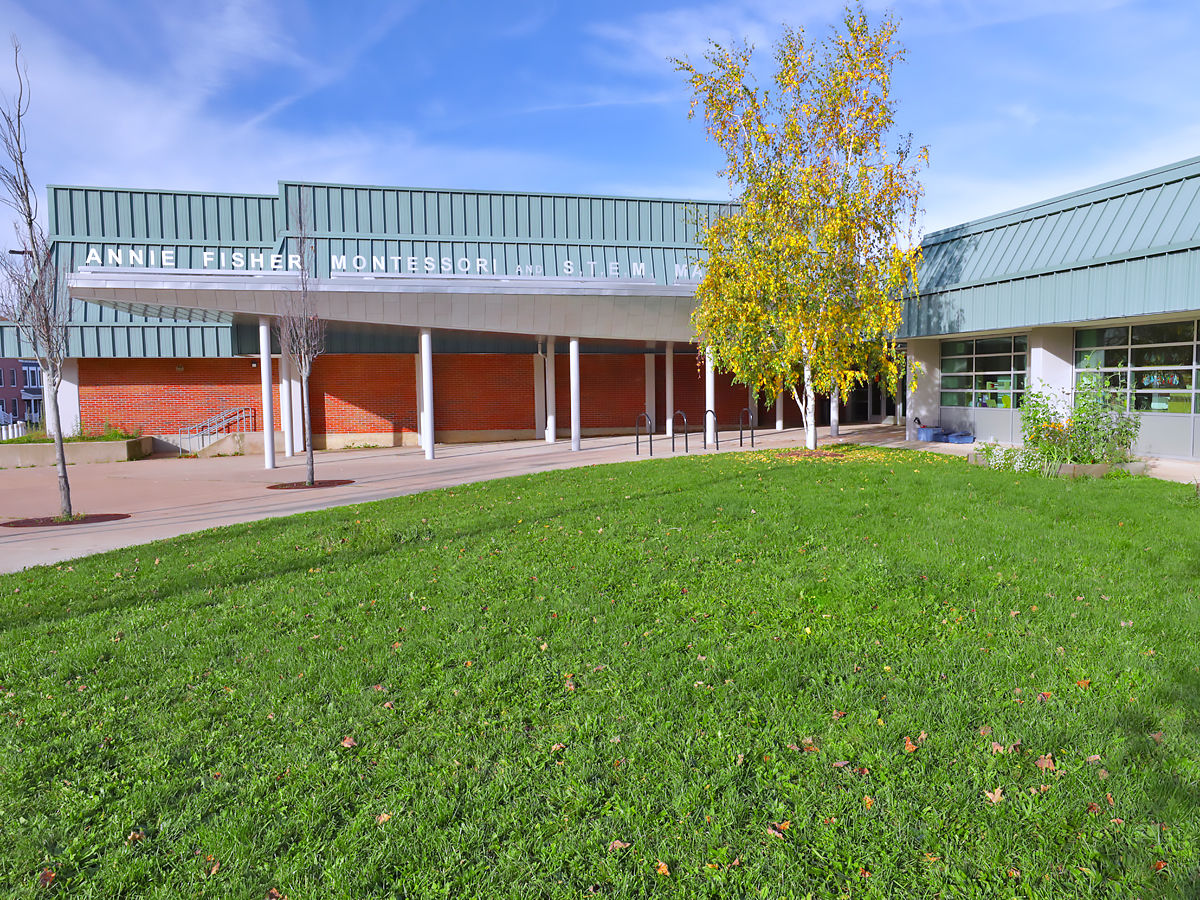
[
  {"left": 967, "top": 453, "right": 1148, "bottom": 477},
  {"left": 0, "top": 436, "right": 152, "bottom": 467}
]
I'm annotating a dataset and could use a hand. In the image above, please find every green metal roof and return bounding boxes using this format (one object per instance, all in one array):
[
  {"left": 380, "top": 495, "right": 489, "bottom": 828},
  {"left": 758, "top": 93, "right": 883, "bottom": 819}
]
[
  {"left": 33, "top": 181, "right": 722, "bottom": 358},
  {"left": 903, "top": 155, "right": 1200, "bottom": 337}
]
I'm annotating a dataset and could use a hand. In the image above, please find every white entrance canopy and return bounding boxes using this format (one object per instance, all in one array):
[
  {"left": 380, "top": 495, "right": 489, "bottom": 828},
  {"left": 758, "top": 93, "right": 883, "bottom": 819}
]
[
  {"left": 68, "top": 267, "right": 700, "bottom": 469},
  {"left": 68, "top": 267, "right": 698, "bottom": 345}
]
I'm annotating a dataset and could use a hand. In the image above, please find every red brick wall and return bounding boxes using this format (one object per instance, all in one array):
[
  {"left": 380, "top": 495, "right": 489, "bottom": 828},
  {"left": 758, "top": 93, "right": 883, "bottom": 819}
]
[
  {"left": 669, "top": 351, "right": 751, "bottom": 429},
  {"left": 78, "top": 350, "right": 800, "bottom": 440},
  {"left": 434, "top": 354, "right": 535, "bottom": 430},
  {"left": 309, "top": 354, "right": 416, "bottom": 435},
  {"left": 79, "top": 358, "right": 277, "bottom": 434}
]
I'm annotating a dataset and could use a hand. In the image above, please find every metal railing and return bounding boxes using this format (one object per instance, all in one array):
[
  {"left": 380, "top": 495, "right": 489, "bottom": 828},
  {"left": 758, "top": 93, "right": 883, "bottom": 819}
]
[
  {"left": 703, "top": 409, "right": 719, "bottom": 450},
  {"left": 177, "top": 407, "right": 255, "bottom": 455},
  {"left": 635, "top": 413, "right": 654, "bottom": 457},
  {"left": 739, "top": 407, "right": 755, "bottom": 448},
  {"left": 671, "top": 410, "right": 688, "bottom": 453}
]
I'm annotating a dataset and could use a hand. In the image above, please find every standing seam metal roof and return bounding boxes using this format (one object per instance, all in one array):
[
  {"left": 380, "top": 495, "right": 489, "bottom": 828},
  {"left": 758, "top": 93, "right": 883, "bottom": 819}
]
[{"left": 905, "top": 154, "right": 1200, "bottom": 338}]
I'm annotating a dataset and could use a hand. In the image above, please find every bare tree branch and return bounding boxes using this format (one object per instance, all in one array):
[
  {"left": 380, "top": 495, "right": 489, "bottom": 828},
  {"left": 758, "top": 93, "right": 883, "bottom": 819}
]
[
  {"left": 0, "top": 35, "right": 74, "bottom": 518},
  {"left": 276, "top": 184, "right": 324, "bottom": 485}
]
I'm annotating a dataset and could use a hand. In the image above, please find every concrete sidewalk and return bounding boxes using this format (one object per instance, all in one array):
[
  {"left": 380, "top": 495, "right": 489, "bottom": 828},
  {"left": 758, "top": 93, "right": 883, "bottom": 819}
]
[{"left": 2, "top": 424, "right": 1196, "bottom": 573}]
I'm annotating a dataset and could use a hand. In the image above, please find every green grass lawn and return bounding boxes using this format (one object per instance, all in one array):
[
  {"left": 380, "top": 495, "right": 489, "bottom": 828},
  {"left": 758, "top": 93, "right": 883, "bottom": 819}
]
[{"left": 2, "top": 445, "right": 1199, "bottom": 898}]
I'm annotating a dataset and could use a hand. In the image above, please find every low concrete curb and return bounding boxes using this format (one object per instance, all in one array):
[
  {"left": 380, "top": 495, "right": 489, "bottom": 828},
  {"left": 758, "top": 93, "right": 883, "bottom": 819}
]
[{"left": 0, "top": 436, "right": 152, "bottom": 467}]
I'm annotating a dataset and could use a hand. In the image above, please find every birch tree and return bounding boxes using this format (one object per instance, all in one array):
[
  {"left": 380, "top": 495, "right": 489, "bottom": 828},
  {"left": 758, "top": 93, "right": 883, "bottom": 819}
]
[
  {"left": 0, "top": 37, "right": 74, "bottom": 518},
  {"left": 276, "top": 185, "right": 324, "bottom": 485},
  {"left": 676, "top": 6, "right": 925, "bottom": 449}
]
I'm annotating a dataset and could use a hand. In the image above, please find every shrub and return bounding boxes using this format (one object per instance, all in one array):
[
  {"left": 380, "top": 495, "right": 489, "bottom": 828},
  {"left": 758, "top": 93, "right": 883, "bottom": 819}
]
[{"left": 983, "top": 381, "right": 1140, "bottom": 476}]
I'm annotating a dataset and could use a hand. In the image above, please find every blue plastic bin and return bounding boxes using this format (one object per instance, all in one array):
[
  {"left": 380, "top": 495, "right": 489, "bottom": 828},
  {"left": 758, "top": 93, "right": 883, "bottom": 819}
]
[
  {"left": 916, "top": 426, "right": 944, "bottom": 442},
  {"left": 946, "top": 432, "right": 975, "bottom": 444}
]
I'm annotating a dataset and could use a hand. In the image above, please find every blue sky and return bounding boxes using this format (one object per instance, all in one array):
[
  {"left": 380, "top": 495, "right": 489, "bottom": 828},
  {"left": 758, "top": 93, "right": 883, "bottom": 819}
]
[{"left": 1, "top": 0, "right": 1198, "bottom": 236}]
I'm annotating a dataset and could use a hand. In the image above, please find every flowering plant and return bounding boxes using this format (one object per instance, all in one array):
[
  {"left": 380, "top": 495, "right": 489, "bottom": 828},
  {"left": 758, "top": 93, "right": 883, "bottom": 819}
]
[{"left": 981, "top": 381, "right": 1140, "bottom": 476}]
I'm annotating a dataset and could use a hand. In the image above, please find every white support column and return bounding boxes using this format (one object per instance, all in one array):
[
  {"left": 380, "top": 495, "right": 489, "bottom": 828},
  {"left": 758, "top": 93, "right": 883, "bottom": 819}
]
[
  {"left": 545, "top": 336, "right": 557, "bottom": 443},
  {"left": 905, "top": 337, "right": 941, "bottom": 441},
  {"left": 291, "top": 376, "right": 304, "bottom": 451},
  {"left": 419, "top": 327, "right": 435, "bottom": 460},
  {"left": 665, "top": 342, "right": 675, "bottom": 436},
  {"left": 705, "top": 348, "right": 716, "bottom": 446},
  {"left": 570, "top": 337, "right": 581, "bottom": 451},
  {"left": 644, "top": 352, "right": 656, "bottom": 432},
  {"left": 258, "top": 315, "right": 275, "bottom": 470},
  {"left": 414, "top": 354, "right": 424, "bottom": 447},
  {"left": 279, "top": 351, "right": 294, "bottom": 458},
  {"left": 533, "top": 350, "right": 546, "bottom": 440},
  {"left": 51, "top": 358, "right": 80, "bottom": 437}
]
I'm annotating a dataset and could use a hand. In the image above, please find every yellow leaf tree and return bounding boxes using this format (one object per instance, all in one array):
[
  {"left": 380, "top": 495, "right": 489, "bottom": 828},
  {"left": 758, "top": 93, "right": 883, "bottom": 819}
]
[{"left": 676, "top": 5, "right": 925, "bottom": 449}]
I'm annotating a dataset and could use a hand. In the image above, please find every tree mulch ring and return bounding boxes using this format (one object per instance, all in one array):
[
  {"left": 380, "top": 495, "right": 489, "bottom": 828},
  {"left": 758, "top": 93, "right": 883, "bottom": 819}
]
[
  {"left": 779, "top": 449, "right": 844, "bottom": 459},
  {"left": 267, "top": 479, "right": 355, "bottom": 490},
  {"left": 1, "top": 513, "right": 132, "bottom": 528}
]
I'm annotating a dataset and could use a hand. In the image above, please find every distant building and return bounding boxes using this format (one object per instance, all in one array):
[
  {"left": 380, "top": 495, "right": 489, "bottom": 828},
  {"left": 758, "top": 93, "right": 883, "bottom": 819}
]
[{"left": 0, "top": 358, "right": 38, "bottom": 425}]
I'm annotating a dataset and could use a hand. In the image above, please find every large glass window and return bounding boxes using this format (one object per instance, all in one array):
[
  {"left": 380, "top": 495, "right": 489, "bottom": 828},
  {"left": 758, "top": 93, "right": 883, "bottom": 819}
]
[
  {"left": 940, "top": 335, "right": 1028, "bottom": 408},
  {"left": 1074, "top": 320, "right": 1196, "bottom": 413}
]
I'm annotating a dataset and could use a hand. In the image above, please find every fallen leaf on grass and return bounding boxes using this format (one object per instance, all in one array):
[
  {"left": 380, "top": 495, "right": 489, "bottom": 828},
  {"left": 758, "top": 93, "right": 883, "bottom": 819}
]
[
  {"left": 904, "top": 736, "right": 917, "bottom": 753},
  {"left": 984, "top": 787, "right": 1004, "bottom": 804},
  {"left": 1076, "top": 679, "right": 1091, "bottom": 689},
  {"left": 376, "top": 813, "right": 391, "bottom": 824},
  {"left": 608, "top": 840, "right": 631, "bottom": 852},
  {"left": 551, "top": 743, "right": 565, "bottom": 753},
  {"left": 126, "top": 830, "right": 144, "bottom": 844},
  {"left": 979, "top": 726, "right": 993, "bottom": 736},
  {"left": 38, "top": 869, "right": 54, "bottom": 888},
  {"left": 766, "top": 824, "right": 787, "bottom": 839},
  {"left": 832, "top": 760, "right": 851, "bottom": 768},
  {"left": 917, "top": 731, "right": 928, "bottom": 744},
  {"left": 1086, "top": 754, "right": 1101, "bottom": 763},
  {"left": 922, "top": 853, "right": 941, "bottom": 863},
  {"left": 1087, "top": 803, "right": 1101, "bottom": 814},
  {"left": 832, "top": 710, "right": 847, "bottom": 719},
  {"left": 382, "top": 701, "right": 394, "bottom": 709},
  {"left": 340, "top": 736, "right": 357, "bottom": 748},
  {"left": 1154, "top": 861, "right": 1168, "bottom": 872},
  {"left": 1007, "top": 868, "right": 1021, "bottom": 878},
  {"left": 372, "top": 684, "right": 385, "bottom": 691},
  {"left": 1151, "top": 731, "right": 1165, "bottom": 745},
  {"left": 855, "top": 767, "right": 870, "bottom": 776},
  {"left": 1008, "top": 739, "right": 1023, "bottom": 753},
  {"left": 1036, "top": 692, "right": 1052, "bottom": 703},
  {"left": 265, "top": 890, "right": 287, "bottom": 900},
  {"left": 859, "top": 868, "right": 871, "bottom": 877},
  {"left": 1110, "top": 818, "right": 1124, "bottom": 824},
  {"left": 1106, "top": 793, "right": 1114, "bottom": 806},
  {"left": 863, "top": 796, "right": 875, "bottom": 810},
  {"left": 992, "top": 742, "right": 1005, "bottom": 754},
  {"left": 655, "top": 860, "right": 670, "bottom": 876},
  {"left": 1036, "top": 754, "right": 1055, "bottom": 771},
  {"left": 1099, "top": 769, "right": 1109, "bottom": 779}
]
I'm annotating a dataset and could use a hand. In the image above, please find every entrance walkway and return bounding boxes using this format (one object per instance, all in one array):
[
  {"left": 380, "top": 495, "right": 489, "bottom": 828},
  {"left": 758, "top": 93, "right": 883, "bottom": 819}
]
[{"left": 2, "top": 425, "right": 1196, "bottom": 573}]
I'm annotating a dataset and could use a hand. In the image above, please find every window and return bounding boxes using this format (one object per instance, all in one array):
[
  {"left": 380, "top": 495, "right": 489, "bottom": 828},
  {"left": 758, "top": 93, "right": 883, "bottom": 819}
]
[
  {"left": 1075, "top": 321, "right": 1195, "bottom": 413},
  {"left": 940, "top": 336, "right": 1027, "bottom": 408}
]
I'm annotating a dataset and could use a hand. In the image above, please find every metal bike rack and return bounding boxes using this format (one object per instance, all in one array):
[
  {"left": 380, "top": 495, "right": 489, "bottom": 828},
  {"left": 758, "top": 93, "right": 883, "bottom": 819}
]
[
  {"left": 739, "top": 407, "right": 755, "bottom": 448},
  {"left": 671, "top": 410, "right": 688, "bottom": 453},
  {"left": 635, "top": 412, "right": 654, "bottom": 456},
  {"left": 703, "top": 409, "right": 719, "bottom": 450}
]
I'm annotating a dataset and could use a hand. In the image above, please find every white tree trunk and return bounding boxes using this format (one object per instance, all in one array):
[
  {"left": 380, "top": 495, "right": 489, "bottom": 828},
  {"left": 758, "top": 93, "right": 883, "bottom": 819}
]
[
  {"left": 44, "top": 367, "right": 72, "bottom": 518},
  {"left": 829, "top": 383, "right": 840, "bottom": 438},
  {"left": 302, "top": 372, "right": 314, "bottom": 486},
  {"left": 805, "top": 372, "right": 817, "bottom": 450}
]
